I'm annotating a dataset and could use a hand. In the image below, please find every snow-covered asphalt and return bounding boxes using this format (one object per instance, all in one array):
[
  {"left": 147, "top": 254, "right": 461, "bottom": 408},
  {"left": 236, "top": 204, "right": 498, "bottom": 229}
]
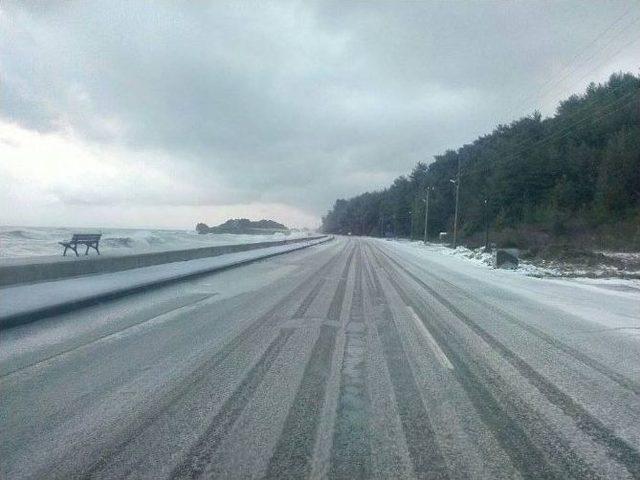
[{"left": 1, "top": 237, "right": 639, "bottom": 479}]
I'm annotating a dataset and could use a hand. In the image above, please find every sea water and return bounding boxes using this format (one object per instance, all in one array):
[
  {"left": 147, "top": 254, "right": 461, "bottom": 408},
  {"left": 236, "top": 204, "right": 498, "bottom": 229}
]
[{"left": 0, "top": 226, "right": 311, "bottom": 258}]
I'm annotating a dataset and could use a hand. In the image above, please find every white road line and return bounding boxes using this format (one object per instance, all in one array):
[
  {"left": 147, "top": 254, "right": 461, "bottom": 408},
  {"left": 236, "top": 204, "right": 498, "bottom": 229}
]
[{"left": 406, "top": 305, "right": 454, "bottom": 371}]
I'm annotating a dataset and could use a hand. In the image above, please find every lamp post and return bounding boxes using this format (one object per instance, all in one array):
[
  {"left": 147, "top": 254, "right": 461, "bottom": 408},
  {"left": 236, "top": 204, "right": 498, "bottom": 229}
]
[
  {"left": 449, "top": 177, "right": 459, "bottom": 247},
  {"left": 423, "top": 186, "right": 433, "bottom": 244},
  {"left": 450, "top": 179, "right": 460, "bottom": 248},
  {"left": 449, "top": 157, "right": 461, "bottom": 248}
]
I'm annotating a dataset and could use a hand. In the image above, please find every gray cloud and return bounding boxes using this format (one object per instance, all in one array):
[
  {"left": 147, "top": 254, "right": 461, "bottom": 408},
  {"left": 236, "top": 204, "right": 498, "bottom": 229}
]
[{"left": 1, "top": 0, "right": 638, "bottom": 220}]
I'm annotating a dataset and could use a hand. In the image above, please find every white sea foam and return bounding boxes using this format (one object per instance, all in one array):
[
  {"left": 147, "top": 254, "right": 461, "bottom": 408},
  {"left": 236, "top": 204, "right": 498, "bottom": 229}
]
[{"left": 0, "top": 226, "right": 312, "bottom": 258}]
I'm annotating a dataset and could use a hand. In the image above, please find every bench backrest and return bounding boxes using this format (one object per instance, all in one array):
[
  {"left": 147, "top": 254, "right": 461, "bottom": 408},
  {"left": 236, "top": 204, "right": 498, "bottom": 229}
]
[{"left": 70, "top": 233, "right": 102, "bottom": 242}]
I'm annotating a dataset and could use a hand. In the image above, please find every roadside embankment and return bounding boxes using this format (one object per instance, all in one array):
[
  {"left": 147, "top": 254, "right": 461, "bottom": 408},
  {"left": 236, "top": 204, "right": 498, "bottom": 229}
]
[
  {"left": 0, "top": 235, "right": 327, "bottom": 287},
  {"left": 0, "top": 236, "right": 332, "bottom": 330}
]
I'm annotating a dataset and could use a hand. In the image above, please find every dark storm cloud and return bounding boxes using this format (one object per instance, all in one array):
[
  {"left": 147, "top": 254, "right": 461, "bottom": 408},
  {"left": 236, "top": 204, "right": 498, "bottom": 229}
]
[{"left": 1, "top": 1, "right": 638, "bottom": 216}]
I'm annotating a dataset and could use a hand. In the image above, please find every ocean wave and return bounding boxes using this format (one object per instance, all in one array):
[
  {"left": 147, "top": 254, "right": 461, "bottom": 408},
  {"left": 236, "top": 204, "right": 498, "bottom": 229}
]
[
  {"left": 0, "top": 230, "right": 33, "bottom": 239},
  {"left": 0, "top": 227, "right": 312, "bottom": 258},
  {"left": 142, "top": 234, "right": 167, "bottom": 245},
  {"left": 101, "top": 237, "right": 135, "bottom": 248}
]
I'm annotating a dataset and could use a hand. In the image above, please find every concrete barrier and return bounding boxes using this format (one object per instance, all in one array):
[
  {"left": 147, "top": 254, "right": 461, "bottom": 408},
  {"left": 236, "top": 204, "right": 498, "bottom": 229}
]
[
  {"left": 0, "top": 237, "right": 333, "bottom": 329},
  {"left": 0, "top": 236, "right": 328, "bottom": 287}
]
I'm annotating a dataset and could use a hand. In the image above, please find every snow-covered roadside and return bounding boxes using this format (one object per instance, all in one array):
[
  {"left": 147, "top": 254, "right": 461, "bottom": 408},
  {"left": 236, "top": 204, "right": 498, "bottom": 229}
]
[
  {"left": 389, "top": 241, "right": 554, "bottom": 276},
  {"left": 376, "top": 239, "right": 640, "bottom": 334},
  {"left": 390, "top": 240, "right": 640, "bottom": 282}
]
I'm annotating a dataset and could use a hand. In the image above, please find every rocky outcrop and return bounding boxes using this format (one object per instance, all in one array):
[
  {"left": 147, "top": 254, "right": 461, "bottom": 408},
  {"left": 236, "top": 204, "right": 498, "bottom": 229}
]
[
  {"left": 495, "top": 248, "right": 519, "bottom": 269},
  {"left": 196, "top": 218, "right": 289, "bottom": 235}
]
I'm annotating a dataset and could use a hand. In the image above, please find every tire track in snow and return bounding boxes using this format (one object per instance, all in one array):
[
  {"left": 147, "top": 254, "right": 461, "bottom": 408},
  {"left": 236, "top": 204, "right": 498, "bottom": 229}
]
[
  {"left": 83, "top": 241, "right": 351, "bottom": 478},
  {"left": 330, "top": 243, "right": 372, "bottom": 479},
  {"left": 293, "top": 276, "right": 326, "bottom": 319},
  {"left": 371, "top": 245, "right": 613, "bottom": 479},
  {"left": 378, "top": 244, "right": 640, "bottom": 395},
  {"left": 264, "top": 324, "right": 339, "bottom": 479},
  {"left": 265, "top": 243, "right": 356, "bottom": 479},
  {"left": 327, "top": 245, "right": 357, "bottom": 322},
  {"left": 170, "top": 328, "right": 295, "bottom": 479},
  {"left": 366, "top": 247, "right": 450, "bottom": 480},
  {"left": 374, "top": 244, "right": 640, "bottom": 479},
  {"left": 359, "top": 245, "right": 416, "bottom": 479},
  {"left": 0, "top": 293, "right": 217, "bottom": 380}
]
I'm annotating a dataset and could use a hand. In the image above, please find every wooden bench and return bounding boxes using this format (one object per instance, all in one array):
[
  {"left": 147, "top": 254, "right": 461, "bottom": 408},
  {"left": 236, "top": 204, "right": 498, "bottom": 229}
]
[{"left": 59, "top": 234, "right": 102, "bottom": 257}]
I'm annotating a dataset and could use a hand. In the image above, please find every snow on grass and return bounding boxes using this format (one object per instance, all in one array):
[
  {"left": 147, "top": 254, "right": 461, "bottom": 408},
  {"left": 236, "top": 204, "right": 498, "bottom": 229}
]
[
  {"left": 597, "top": 251, "right": 640, "bottom": 261},
  {"left": 428, "top": 244, "right": 494, "bottom": 268},
  {"left": 394, "top": 240, "right": 640, "bottom": 282}
]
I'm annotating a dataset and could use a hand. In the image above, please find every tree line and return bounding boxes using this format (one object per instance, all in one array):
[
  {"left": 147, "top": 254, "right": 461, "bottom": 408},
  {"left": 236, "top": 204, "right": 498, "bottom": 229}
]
[{"left": 321, "top": 72, "right": 640, "bottom": 250}]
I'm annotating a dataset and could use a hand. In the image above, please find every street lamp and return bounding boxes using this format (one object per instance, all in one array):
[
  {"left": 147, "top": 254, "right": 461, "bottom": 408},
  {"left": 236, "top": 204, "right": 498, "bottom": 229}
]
[{"left": 450, "top": 175, "right": 460, "bottom": 249}]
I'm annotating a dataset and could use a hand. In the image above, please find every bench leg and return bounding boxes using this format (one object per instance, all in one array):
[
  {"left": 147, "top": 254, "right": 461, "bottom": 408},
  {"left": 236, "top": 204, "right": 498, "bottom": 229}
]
[
  {"left": 85, "top": 245, "right": 90, "bottom": 255},
  {"left": 62, "top": 244, "right": 79, "bottom": 256}
]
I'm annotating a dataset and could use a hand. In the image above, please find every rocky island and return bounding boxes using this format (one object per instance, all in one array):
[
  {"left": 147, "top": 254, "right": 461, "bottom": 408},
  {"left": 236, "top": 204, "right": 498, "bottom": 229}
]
[{"left": 196, "top": 218, "right": 290, "bottom": 235}]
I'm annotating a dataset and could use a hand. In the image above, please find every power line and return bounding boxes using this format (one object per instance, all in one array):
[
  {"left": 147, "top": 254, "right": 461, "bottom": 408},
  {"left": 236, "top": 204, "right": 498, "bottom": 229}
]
[
  {"left": 512, "top": 88, "right": 636, "bottom": 153},
  {"left": 462, "top": 87, "right": 638, "bottom": 177},
  {"left": 463, "top": 85, "right": 637, "bottom": 180},
  {"left": 532, "top": 20, "right": 640, "bottom": 108},
  {"left": 542, "top": 34, "right": 640, "bottom": 102},
  {"left": 505, "top": 85, "right": 637, "bottom": 160},
  {"left": 508, "top": 5, "right": 640, "bottom": 119}
]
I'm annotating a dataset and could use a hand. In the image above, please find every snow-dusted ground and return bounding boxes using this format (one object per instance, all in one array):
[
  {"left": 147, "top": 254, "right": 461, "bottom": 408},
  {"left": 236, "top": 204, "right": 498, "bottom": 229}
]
[
  {"left": 598, "top": 251, "right": 640, "bottom": 261},
  {"left": 392, "top": 240, "right": 640, "bottom": 281},
  {"left": 0, "top": 226, "right": 313, "bottom": 258},
  {"left": 2, "top": 237, "right": 639, "bottom": 479},
  {"left": 377, "top": 239, "right": 640, "bottom": 334}
]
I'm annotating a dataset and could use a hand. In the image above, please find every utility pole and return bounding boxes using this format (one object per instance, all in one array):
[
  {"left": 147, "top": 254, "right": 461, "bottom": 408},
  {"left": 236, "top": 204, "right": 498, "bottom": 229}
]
[
  {"left": 483, "top": 198, "right": 489, "bottom": 250},
  {"left": 451, "top": 158, "right": 461, "bottom": 249},
  {"left": 409, "top": 210, "right": 413, "bottom": 240},
  {"left": 423, "top": 186, "right": 432, "bottom": 244}
]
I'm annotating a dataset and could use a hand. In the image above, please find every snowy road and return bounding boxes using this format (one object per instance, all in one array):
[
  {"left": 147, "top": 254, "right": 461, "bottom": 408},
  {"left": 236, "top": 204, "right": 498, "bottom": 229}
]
[{"left": 1, "top": 237, "right": 639, "bottom": 479}]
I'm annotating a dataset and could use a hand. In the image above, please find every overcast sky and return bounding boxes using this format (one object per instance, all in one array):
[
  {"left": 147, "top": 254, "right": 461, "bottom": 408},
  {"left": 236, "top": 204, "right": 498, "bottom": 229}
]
[{"left": 1, "top": 1, "right": 638, "bottom": 229}]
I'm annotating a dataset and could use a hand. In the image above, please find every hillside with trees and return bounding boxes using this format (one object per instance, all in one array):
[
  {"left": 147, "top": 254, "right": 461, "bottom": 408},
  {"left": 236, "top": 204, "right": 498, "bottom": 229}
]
[
  {"left": 196, "top": 218, "right": 289, "bottom": 234},
  {"left": 321, "top": 72, "right": 640, "bottom": 252}
]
